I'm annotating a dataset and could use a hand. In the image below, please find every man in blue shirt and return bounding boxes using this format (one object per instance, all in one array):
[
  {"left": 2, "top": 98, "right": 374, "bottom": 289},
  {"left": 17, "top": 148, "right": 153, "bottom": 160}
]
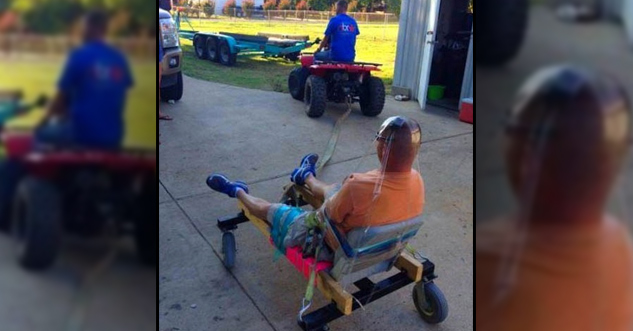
[
  {"left": 315, "top": 1, "right": 360, "bottom": 62},
  {"left": 37, "top": 10, "right": 133, "bottom": 150}
]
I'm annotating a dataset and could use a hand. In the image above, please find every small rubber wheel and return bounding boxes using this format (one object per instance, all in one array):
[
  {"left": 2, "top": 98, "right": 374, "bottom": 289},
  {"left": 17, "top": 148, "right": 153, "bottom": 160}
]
[
  {"left": 222, "top": 232, "right": 236, "bottom": 269},
  {"left": 304, "top": 75, "right": 327, "bottom": 118},
  {"left": 194, "top": 35, "right": 208, "bottom": 59},
  {"left": 206, "top": 37, "right": 219, "bottom": 62},
  {"left": 288, "top": 67, "right": 310, "bottom": 101},
  {"left": 413, "top": 281, "right": 449, "bottom": 324},
  {"left": 219, "top": 39, "right": 237, "bottom": 66}
]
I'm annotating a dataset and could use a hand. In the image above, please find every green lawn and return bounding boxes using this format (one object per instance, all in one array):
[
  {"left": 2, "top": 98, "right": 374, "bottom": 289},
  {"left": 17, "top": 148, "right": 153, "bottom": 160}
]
[
  {"left": 0, "top": 59, "right": 156, "bottom": 150},
  {"left": 180, "top": 19, "right": 399, "bottom": 94}
]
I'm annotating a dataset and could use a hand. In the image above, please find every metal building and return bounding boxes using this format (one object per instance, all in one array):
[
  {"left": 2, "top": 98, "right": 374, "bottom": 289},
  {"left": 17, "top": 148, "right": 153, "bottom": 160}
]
[{"left": 392, "top": 0, "right": 473, "bottom": 111}]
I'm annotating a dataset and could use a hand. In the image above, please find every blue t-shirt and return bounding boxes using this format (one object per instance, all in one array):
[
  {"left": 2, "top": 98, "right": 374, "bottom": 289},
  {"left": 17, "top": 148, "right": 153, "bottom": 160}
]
[
  {"left": 58, "top": 41, "right": 133, "bottom": 148},
  {"left": 324, "top": 14, "right": 360, "bottom": 62}
]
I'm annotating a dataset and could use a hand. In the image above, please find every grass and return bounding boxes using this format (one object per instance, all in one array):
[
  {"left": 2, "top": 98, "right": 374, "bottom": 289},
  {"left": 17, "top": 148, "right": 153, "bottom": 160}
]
[
  {"left": 0, "top": 58, "right": 156, "bottom": 150},
  {"left": 179, "top": 19, "right": 399, "bottom": 94}
]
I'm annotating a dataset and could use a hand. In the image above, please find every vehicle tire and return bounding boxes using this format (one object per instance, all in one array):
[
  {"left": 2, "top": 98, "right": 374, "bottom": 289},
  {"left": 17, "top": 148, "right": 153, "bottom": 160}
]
[
  {"left": 194, "top": 35, "right": 208, "bottom": 59},
  {"left": 304, "top": 75, "right": 327, "bottom": 118},
  {"left": 160, "top": 71, "right": 184, "bottom": 102},
  {"left": 11, "top": 177, "right": 61, "bottom": 271},
  {"left": 0, "top": 161, "right": 25, "bottom": 233},
  {"left": 222, "top": 232, "right": 236, "bottom": 269},
  {"left": 285, "top": 52, "right": 300, "bottom": 62},
  {"left": 206, "top": 37, "right": 219, "bottom": 62},
  {"left": 413, "top": 281, "right": 449, "bottom": 324},
  {"left": 288, "top": 67, "right": 310, "bottom": 101},
  {"left": 135, "top": 179, "right": 156, "bottom": 266},
  {"left": 219, "top": 39, "right": 237, "bottom": 66},
  {"left": 359, "top": 76, "right": 385, "bottom": 117},
  {"left": 477, "top": 0, "right": 528, "bottom": 66}
]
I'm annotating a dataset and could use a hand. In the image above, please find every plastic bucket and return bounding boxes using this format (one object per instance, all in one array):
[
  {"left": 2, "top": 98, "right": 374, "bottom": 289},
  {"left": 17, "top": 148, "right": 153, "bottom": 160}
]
[{"left": 427, "top": 85, "right": 445, "bottom": 100}]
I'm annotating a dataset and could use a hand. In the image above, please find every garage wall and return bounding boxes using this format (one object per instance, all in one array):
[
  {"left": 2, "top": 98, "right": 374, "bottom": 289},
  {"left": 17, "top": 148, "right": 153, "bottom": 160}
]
[
  {"left": 392, "top": 0, "right": 431, "bottom": 100},
  {"left": 460, "top": 29, "right": 473, "bottom": 100}
]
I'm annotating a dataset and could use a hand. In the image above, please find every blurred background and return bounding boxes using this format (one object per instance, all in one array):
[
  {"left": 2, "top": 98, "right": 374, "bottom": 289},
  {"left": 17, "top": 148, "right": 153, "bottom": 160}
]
[
  {"left": 477, "top": 0, "right": 633, "bottom": 221},
  {"left": 0, "top": 0, "right": 156, "bottom": 330},
  {"left": 477, "top": 0, "right": 633, "bottom": 330}
]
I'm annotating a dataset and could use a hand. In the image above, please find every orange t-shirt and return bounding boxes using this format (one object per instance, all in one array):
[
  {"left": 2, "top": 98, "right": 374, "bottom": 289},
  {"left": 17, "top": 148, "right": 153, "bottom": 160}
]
[
  {"left": 324, "top": 169, "right": 425, "bottom": 233},
  {"left": 476, "top": 216, "right": 633, "bottom": 331}
]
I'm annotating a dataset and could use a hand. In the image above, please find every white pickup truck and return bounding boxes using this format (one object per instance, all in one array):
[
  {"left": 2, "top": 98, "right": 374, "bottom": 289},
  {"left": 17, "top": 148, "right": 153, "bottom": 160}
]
[{"left": 159, "top": 8, "right": 183, "bottom": 102}]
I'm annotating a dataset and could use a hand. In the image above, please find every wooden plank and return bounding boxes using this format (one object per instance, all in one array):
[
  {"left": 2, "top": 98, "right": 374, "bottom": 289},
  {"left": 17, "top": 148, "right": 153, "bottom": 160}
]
[
  {"left": 394, "top": 253, "right": 423, "bottom": 283},
  {"left": 237, "top": 200, "right": 270, "bottom": 237},
  {"left": 316, "top": 271, "right": 353, "bottom": 315}
]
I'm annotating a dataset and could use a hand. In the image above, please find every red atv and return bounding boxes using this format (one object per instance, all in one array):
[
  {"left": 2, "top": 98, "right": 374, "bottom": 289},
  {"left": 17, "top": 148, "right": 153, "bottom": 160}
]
[
  {"left": 288, "top": 55, "right": 386, "bottom": 118},
  {"left": 0, "top": 117, "right": 156, "bottom": 270}
]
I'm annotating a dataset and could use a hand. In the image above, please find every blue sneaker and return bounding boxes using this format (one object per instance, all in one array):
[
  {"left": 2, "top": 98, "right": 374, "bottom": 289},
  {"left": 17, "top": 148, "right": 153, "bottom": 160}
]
[
  {"left": 290, "top": 153, "right": 318, "bottom": 186},
  {"left": 206, "top": 174, "right": 249, "bottom": 198}
]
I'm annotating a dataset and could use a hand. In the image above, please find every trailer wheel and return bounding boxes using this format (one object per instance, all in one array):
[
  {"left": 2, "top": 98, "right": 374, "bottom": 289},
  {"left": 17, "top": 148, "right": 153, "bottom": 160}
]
[
  {"left": 219, "top": 39, "right": 237, "bottom": 66},
  {"left": 194, "top": 35, "right": 208, "bottom": 59},
  {"left": 206, "top": 37, "right": 219, "bottom": 62},
  {"left": 285, "top": 52, "right": 300, "bottom": 62},
  {"left": 359, "top": 76, "right": 385, "bottom": 117},
  {"left": 413, "top": 281, "right": 449, "bottom": 324},
  {"left": 222, "top": 232, "right": 236, "bottom": 269},
  {"left": 477, "top": 0, "right": 528, "bottom": 66},
  {"left": 304, "top": 75, "right": 327, "bottom": 118},
  {"left": 12, "top": 177, "right": 61, "bottom": 271},
  {"left": 288, "top": 67, "right": 310, "bottom": 101}
]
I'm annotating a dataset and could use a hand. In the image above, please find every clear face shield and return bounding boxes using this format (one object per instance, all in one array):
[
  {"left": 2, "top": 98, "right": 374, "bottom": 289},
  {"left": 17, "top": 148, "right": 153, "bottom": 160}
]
[
  {"left": 479, "top": 66, "right": 632, "bottom": 326},
  {"left": 321, "top": 116, "right": 424, "bottom": 292}
]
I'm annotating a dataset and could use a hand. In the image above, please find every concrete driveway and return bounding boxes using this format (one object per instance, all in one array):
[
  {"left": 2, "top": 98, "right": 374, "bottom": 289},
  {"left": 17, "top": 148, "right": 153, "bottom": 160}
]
[
  {"left": 159, "top": 74, "right": 473, "bottom": 331},
  {"left": 477, "top": 6, "right": 633, "bottom": 221},
  {"left": 0, "top": 233, "right": 156, "bottom": 331}
]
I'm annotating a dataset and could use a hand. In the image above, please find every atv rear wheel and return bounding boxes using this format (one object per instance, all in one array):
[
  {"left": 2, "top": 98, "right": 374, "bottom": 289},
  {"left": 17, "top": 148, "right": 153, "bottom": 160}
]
[
  {"left": 135, "top": 179, "right": 157, "bottom": 266},
  {"left": 12, "top": 177, "right": 61, "bottom": 270},
  {"left": 288, "top": 67, "right": 310, "bottom": 101},
  {"left": 304, "top": 75, "right": 327, "bottom": 118},
  {"left": 360, "top": 76, "right": 385, "bottom": 117},
  {"left": 477, "top": 0, "right": 528, "bottom": 66}
]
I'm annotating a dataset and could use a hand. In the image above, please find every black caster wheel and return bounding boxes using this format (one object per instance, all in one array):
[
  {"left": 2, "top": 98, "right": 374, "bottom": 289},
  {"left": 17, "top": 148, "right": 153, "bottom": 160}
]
[
  {"left": 413, "top": 281, "right": 449, "bottom": 324},
  {"left": 222, "top": 232, "right": 236, "bottom": 269}
]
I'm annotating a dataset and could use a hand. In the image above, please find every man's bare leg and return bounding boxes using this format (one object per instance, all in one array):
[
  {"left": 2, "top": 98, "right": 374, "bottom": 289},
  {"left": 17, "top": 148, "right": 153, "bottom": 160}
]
[
  {"left": 236, "top": 189, "right": 272, "bottom": 226},
  {"left": 304, "top": 174, "right": 337, "bottom": 202}
]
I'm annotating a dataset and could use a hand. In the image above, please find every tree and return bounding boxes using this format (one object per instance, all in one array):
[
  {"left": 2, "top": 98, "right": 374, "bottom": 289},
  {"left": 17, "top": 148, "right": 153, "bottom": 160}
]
[
  {"left": 307, "top": 0, "right": 329, "bottom": 11},
  {"left": 202, "top": 0, "right": 216, "bottom": 17},
  {"left": 384, "top": 0, "right": 401, "bottom": 16}
]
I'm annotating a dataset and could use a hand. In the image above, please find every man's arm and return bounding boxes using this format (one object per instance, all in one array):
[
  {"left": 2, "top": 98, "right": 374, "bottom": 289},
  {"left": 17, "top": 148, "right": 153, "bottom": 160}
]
[
  {"left": 40, "top": 92, "right": 68, "bottom": 124},
  {"left": 316, "top": 35, "right": 330, "bottom": 52}
]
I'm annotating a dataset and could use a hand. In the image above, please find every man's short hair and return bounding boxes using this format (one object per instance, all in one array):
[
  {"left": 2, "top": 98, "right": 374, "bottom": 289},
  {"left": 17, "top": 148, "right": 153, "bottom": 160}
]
[
  {"left": 337, "top": 1, "right": 348, "bottom": 10},
  {"left": 86, "top": 10, "right": 109, "bottom": 31}
]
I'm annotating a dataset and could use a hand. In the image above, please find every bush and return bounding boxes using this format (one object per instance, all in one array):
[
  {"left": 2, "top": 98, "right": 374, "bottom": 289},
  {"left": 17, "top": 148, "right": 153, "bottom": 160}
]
[
  {"left": 295, "top": 0, "right": 308, "bottom": 10},
  {"left": 242, "top": 0, "right": 255, "bottom": 17},
  {"left": 278, "top": 0, "right": 293, "bottom": 10},
  {"left": 263, "top": 0, "right": 276, "bottom": 10},
  {"left": 223, "top": 0, "right": 237, "bottom": 16},
  {"left": 202, "top": 0, "right": 216, "bottom": 17}
]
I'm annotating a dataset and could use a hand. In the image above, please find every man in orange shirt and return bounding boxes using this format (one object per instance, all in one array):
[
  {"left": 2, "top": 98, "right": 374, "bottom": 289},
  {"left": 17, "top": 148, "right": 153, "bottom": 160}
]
[
  {"left": 476, "top": 66, "right": 633, "bottom": 330},
  {"left": 208, "top": 116, "right": 425, "bottom": 259}
]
